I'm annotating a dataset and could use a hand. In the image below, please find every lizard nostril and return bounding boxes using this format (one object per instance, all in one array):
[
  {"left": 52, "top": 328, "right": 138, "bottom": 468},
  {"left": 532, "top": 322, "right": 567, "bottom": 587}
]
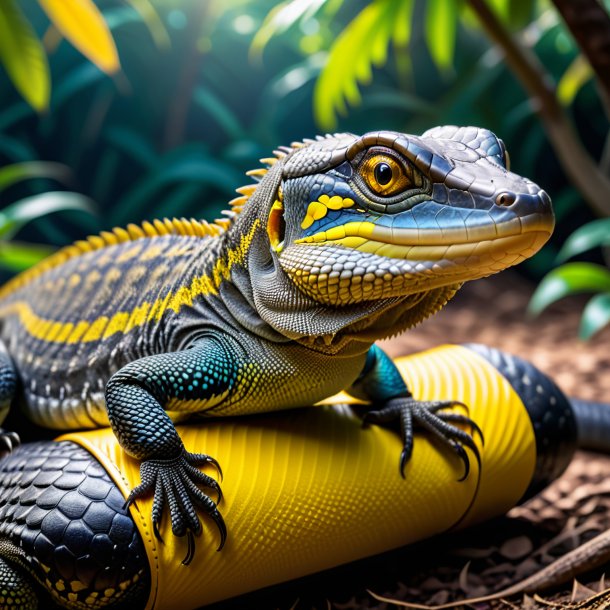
[{"left": 495, "top": 191, "right": 516, "bottom": 207}]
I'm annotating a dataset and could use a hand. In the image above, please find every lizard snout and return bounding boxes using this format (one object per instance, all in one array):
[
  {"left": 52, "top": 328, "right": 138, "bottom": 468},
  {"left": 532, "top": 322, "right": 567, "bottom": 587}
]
[{"left": 492, "top": 187, "right": 555, "bottom": 236}]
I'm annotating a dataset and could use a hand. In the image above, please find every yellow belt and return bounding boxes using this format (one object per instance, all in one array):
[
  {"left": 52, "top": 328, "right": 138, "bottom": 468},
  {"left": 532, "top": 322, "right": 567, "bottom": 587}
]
[{"left": 60, "top": 345, "right": 536, "bottom": 610}]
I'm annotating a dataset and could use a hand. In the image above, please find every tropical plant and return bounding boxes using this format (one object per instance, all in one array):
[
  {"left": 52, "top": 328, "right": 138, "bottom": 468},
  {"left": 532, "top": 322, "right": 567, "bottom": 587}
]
[
  {"left": 0, "top": 0, "right": 123, "bottom": 111},
  {"left": 0, "top": 1, "right": 280, "bottom": 251},
  {"left": 256, "top": 0, "right": 578, "bottom": 127},
  {"left": 0, "top": 161, "right": 95, "bottom": 276},
  {"left": 529, "top": 220, "right": 610, "bottom": 339}
]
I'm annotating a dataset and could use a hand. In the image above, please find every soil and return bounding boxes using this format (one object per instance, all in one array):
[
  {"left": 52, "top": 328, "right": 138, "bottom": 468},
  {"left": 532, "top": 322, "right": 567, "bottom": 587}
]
[{"left": 209, "top": 272, "right": 610, "bottom": 610}]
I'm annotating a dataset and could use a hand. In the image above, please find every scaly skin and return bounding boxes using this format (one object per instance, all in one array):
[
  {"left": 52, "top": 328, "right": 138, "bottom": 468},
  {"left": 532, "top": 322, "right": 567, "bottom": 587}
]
[
  {"left": 0, "top": 127, "right": 554, "bottom": 556},
  {"left": 0, "top": 441, "right": 149, "bottom": 610}
]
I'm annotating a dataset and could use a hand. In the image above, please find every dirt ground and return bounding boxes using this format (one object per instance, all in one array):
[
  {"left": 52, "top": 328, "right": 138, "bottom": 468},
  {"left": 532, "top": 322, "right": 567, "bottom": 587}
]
[{"left": 209, "top": 272, "right": 610, "bottom": 610}]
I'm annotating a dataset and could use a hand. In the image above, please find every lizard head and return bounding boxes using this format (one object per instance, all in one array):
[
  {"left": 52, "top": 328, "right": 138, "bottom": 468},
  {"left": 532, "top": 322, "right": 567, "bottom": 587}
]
[{"left": 265, "top": 126, "right": 554, "bottom": 307}]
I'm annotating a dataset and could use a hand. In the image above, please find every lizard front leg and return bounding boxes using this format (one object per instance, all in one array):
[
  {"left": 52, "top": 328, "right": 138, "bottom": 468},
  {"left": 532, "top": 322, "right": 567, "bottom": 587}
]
[
  {"left": 105, "top": 338, "right": 234, "bottom": 558},
  {"left": 347, "top": 345, "right": 482, "bottom": 479}
]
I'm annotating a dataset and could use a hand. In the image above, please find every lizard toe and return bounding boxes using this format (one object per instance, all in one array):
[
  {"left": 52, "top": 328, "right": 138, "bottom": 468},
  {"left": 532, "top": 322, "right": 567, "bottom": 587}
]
[
  {"left": 364, "top": 396, "right": 482, "bottom": 480},
  {"left": 126, "top": 450, "right": 224, "bottom": 562}
]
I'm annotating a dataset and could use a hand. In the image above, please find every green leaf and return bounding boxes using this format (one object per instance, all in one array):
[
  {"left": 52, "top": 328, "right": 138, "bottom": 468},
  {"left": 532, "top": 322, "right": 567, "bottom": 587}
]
[
  {"left": 0, "top": 241, "right": 55, "bottom": 273},
  {"left": 103, "top": 127, "right": 158, "bottom": 169},
  {"left": 425, "top": 0, "right": 458, "bottom": 71},
  {"left": 393, "top": 0, "right": 415, "bottom": 47},
  {"left": 48, "top": 62, "right": 110, "bottom": 118},
  {"left": 557, "top": 54, "right": 593, "bottom": 106},
  {"left": 557, "top": 218, "right": 610, "bottom": 262},
  {"left": 114, "top": 156, "right": 242, "bottom": 224},
  {"left": 251, "top": 0, "right": 331, "bottom": 58},
  {"left": 529, "top": 263, "right": 610, "bottom": 315},
  {"left": 313, "top": 0, "right": 405, "bottom": 129},
  {"left": 0, "top": 192, "right": 96, "bottom": 240},
  {"left": 580, "top": 292, "right": 610, "bottom": 339},
  {"left": 193, "top": 87, "right": 244, "bottom": 141},
  {"left": 0, "top": 0, "right": 50, "bottom": 111},
  {"left": 124, "top": 0, "right": 170, "bottom": 50},
  {"left": 0, "top": 162, "right": 72, "bottom": 193}
]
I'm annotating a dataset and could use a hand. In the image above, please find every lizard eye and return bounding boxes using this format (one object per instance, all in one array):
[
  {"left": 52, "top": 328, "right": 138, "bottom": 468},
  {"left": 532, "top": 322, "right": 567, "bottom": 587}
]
[{"left": 360, "top": 152, "right": 414, "bottom": 197}]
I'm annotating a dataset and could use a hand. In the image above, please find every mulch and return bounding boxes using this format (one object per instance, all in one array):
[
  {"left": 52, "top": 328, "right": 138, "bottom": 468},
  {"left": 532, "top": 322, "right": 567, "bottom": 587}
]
[{"left": 209, "top": 272, "right": 610, "bottom": 610}]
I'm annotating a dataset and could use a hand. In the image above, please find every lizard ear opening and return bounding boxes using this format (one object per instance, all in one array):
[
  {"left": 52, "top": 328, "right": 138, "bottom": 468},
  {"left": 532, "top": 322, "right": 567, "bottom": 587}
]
[{"left": 267, "top": 197, "right": 285, "bottom": 253}]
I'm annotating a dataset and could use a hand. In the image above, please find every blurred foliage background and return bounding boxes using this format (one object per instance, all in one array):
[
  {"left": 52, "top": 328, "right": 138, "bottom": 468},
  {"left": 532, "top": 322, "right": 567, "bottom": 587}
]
[{"left": 0, "top": 0, "right": 609, "bottom": 332}]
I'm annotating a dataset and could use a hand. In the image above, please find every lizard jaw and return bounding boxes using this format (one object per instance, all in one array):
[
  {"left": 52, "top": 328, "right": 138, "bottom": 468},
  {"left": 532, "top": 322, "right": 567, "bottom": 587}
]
[{"left": 280, "top": 219, "right": 552, "bottom": 307}]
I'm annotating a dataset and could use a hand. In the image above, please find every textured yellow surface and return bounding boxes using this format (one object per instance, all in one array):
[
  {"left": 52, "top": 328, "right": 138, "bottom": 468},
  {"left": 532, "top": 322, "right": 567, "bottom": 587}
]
[{"left": 61, "top": 345, "right": 536, "bottom": 610}]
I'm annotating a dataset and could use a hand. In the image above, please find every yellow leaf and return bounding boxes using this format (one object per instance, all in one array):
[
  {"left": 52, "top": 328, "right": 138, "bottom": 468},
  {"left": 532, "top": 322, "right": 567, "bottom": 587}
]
[
  {"left": 0, "top": 0, "right": 50, "bottom": 111},
  {"left": 557, "top": 54, "right": 593, "bottom": 106},
  {"left": 38, "top": 0, "right": 120, "bottom": 74}
]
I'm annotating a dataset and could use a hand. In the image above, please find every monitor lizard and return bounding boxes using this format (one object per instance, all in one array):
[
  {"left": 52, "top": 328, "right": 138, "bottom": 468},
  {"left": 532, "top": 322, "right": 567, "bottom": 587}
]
[{"left": 0, "top": 126, "right": 555, "bottom": 555}]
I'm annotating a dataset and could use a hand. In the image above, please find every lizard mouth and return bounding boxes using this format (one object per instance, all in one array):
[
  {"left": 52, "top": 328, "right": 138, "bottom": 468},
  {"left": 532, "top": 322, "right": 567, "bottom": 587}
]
[
  {"left": 293, "top": 212, "right": 552, "bottom": 262},
  {"left": 282, "top": 213, "right": 553, "bottom": 306}
]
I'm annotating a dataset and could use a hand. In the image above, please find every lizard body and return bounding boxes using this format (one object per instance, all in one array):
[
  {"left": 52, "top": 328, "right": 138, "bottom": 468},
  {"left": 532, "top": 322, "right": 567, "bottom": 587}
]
[{"left": 0, "top": 126, "right": 554, "bottom": 551}]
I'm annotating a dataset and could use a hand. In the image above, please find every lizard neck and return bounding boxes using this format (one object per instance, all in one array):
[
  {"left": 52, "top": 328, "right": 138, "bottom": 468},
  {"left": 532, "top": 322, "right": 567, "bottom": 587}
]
[{"left": 216, "top": 181, "right": 462, "bottom": 353}]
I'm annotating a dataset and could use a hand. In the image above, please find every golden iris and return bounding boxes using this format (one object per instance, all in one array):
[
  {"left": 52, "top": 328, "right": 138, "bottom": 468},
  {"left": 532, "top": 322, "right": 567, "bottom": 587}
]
[{"left": 360, "top": 153, "right": 412, "bottom": 196}]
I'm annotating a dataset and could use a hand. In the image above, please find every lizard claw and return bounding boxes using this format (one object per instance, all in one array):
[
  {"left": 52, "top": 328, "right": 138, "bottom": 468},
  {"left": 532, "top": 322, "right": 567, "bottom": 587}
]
[
  {"left": 125, "top": 449, "right": 226, "bottom": 563},
  {"left": 363, "top": 396, "right": 482, "bottom": 481},
  {"left": 0, "top": 429, "right": 20, "bottom": 455},
  {"left": 188, "top": 452, "right": 223, "bottom": 482}
]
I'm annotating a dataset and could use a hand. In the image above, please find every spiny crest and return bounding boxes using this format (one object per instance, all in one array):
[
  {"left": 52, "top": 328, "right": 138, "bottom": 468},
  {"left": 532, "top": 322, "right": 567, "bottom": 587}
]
[
  {"left": 233, "top": 133, "right": 348, "bottom": 197},
  {"left": 217, "top": 136, "right": 322, "bottom": 221},
  {"left": 0, "top": 217, "right": 232, "bottom": 300},
  {"left": 226, "top": 145, "right": 289, "bottom": 209},
  {"left": 186, "top": 133, "right": 354, "bottom": 230}
]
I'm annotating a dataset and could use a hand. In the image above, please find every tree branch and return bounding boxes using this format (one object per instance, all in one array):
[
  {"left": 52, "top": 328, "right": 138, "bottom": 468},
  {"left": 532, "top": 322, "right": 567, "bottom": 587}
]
[
  {"left": 551, "top": 0, "right": 610, "bottom": 116},
  {"left": 467, "top": 0, "right": 610, "bottom": 217}
]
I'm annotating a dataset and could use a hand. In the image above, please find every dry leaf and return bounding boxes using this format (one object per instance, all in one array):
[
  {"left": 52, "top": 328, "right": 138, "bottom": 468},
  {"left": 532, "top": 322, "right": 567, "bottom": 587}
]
[
  {"left": 500, "top": 537, "right": 534, "bottom": 560},
  {"left": 458, "top": 561, "right": 472, "bottom": 592}
]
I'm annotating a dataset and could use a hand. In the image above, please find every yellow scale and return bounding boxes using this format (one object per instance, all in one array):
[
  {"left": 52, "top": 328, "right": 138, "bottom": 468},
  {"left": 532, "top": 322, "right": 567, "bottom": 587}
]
[{"left": 61, "top": 345, "right": 536, "bottom": 610}]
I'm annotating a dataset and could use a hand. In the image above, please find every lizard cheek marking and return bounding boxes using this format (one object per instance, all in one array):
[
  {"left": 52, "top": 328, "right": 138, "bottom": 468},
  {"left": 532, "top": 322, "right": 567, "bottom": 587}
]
[
  {"left": 267, "top": 199, "right": 286, "bottom": 253},
  {"left": 301, "top": 195, "right": 355, "bottom": 230}
]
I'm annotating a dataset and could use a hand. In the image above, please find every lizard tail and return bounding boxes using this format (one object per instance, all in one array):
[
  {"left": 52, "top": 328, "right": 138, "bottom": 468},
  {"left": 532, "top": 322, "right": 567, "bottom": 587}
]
[
  {"left": 570, "top": 398, "right": 610, "bottom": 452},
  {"left": 463, "top": 343, "right": 610, "bottom": 455}
]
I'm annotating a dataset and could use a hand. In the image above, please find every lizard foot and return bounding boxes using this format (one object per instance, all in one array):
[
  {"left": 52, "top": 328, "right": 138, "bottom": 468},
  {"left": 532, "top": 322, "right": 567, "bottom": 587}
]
[
  {"left": 362, "top": 397, "right": 483, "bottom": 481},
  {"left": 125, "top": 449, "right": 226, "bottom": 563},
  {"left": 0, "top": 429, "right": 20, "bottom": 456}
]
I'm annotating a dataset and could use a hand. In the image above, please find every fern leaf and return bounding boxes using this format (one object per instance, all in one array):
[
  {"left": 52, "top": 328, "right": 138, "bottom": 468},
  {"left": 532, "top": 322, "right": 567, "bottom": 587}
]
[{"left": 314, "top": 0, "right": 407, "bottom": 129}]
